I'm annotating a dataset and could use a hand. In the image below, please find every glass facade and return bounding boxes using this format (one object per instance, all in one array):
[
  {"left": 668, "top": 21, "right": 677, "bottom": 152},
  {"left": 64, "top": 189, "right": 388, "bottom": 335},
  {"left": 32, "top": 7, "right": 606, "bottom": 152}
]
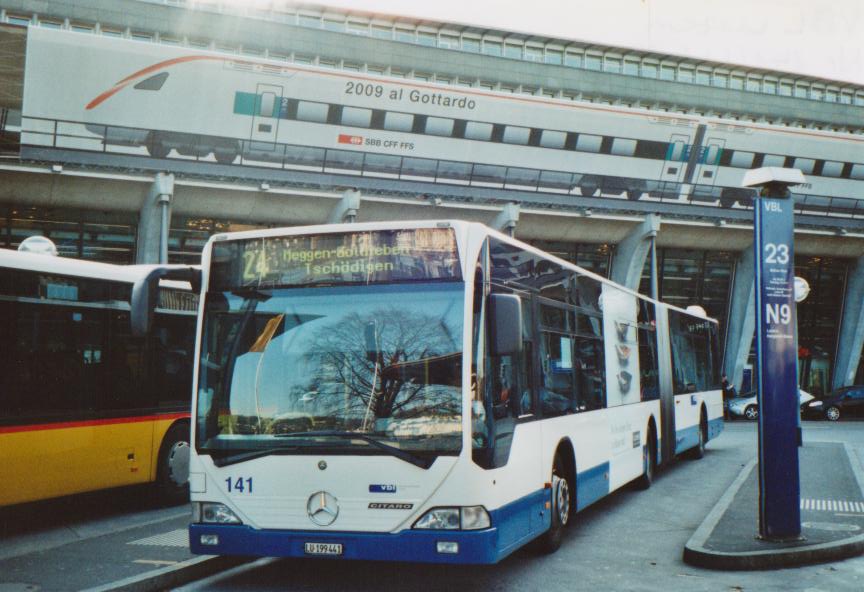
[
  {"left": 0, "top": 207, "right": 273, "bottom": 265},
  {"left": 528, "top": 240, "right": 612, "bottom": 278},
  {"left": 638, "top": 249, "right": 736, "bottom": 346},
  {"left": 2, "top": 207, "right": 858, "bottom": 390},
  {"left": 0, "top": 205, "right": 136, "bottom": 263},
  {"left": 169, "top": 217, "right": 273, "bottom": 264},
  {"left": 795, "top": 255, "right": 848, "bottom": 397}
]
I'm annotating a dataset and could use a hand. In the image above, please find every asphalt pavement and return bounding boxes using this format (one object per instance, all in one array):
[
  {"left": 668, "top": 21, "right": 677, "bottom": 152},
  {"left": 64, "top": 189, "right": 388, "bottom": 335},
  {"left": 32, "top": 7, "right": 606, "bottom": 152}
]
[
  {"left": 0, "top": 488, "right": 246, "bottom": 592},
  {"left": 3, "top": 423, "right": 864, "bottom": 591}
]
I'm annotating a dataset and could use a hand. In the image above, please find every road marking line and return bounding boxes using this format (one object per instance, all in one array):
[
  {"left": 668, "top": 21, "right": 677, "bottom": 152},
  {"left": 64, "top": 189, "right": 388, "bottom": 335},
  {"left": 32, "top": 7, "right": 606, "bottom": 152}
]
[
  {"left": 133, "top": 559, "right": 179, "bottom": 566},
  {"left": 801, "top": 498, "right": 864, "bottom": 513},
  {"left": 128, "top": 528, "right": 188, "bottom": 547}
]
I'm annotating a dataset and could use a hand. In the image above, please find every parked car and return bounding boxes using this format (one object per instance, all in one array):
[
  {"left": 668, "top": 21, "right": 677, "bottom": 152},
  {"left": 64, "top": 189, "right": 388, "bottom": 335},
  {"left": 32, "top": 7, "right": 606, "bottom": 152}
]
[
  {"left": 801, "top": 385, "right": 864, "bottom": 421},
  {"left": 727, "top": 389, "right": 814, "bottom": 420}
]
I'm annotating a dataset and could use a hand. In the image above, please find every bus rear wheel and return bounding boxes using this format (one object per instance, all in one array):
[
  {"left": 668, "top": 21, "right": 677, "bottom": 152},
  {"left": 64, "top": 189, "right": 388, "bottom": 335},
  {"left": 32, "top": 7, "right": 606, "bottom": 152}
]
[
  {"left": 155, "top": 422, "right": 190, "bottom": 505},
  {"left": 538, "top": 452, "right": 572, "bottom": 554}
]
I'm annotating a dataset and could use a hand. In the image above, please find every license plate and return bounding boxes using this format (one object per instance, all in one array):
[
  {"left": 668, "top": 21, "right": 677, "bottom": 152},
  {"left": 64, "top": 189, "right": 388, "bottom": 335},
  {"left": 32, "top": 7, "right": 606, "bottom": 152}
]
[{"left": 304, "top": 542, "right": 343, "bottom": 556}]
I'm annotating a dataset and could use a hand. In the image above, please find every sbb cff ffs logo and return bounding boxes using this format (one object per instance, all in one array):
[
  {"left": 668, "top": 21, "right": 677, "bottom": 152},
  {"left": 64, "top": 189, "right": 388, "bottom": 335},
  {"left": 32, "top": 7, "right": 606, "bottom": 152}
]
[{"left": 338, "top": 134, "right": 363, "bottom": 145}]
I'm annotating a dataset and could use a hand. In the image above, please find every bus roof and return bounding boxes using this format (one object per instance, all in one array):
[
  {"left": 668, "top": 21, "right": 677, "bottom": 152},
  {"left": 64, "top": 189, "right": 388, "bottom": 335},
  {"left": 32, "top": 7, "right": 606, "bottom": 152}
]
[{"left": 0, "top": 248, "right": 199, "bottom": 288}]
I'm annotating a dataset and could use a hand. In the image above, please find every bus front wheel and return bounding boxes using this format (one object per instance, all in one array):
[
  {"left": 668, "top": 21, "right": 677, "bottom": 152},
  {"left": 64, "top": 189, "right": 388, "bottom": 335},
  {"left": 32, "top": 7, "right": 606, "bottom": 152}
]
[
  {"left": 538, "top": 452, "right": 572, "bottom": 554},
  {"left": 155, "top": 422, "right": 190, "bottom": 505}
]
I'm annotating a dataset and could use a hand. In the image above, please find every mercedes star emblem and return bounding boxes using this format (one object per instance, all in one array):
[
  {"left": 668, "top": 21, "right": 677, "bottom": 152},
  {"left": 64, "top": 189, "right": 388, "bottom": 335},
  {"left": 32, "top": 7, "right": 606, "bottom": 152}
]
[{"left": 307, "top": 491, "right": 339, "bottom": 526}]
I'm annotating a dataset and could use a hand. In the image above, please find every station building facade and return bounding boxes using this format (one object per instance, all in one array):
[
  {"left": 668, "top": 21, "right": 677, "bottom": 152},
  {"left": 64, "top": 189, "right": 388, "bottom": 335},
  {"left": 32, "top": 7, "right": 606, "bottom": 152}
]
[{"left": 0, "top": 0, "right": 863, "bottom": 394}]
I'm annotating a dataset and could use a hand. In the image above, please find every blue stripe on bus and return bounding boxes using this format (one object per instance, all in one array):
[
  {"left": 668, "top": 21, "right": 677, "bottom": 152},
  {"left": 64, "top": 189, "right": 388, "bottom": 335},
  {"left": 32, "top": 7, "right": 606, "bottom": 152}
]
[
  {"left": 492, "top": 488, "right": 550, "bottom": 559},
  {"left": 190, "top": 488, "right": 549, "bottom": 564},
  {"left": 576, "top": 462, "right": 610, "bottom": 511},
  {"left": 190, "top": 522, "right": 502, "bottom": 564},
  {"left": 675, "top": 424, "right": 700, "bottom": 454},
  {"left": 708, "top": 417, "right": 724, "bottom": 440},
  {"left": 675, "top": 417, "right": 724, "bottom": 455},
  {"left": 189, "top": 458, "right": 649, "bottom": 563}
]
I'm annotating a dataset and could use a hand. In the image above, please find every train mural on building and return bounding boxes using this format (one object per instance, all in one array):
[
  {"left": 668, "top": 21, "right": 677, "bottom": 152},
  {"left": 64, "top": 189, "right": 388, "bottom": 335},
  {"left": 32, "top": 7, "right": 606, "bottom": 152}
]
[{"left": 21, "top": 27, "right": 864, "bottom": 208}]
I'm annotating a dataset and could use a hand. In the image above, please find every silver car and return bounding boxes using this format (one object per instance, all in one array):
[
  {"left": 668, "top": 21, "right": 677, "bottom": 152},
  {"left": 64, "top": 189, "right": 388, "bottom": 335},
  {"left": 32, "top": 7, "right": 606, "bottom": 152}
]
[{"left": 727, "top": 390, "right": 814, "bottom": 420}]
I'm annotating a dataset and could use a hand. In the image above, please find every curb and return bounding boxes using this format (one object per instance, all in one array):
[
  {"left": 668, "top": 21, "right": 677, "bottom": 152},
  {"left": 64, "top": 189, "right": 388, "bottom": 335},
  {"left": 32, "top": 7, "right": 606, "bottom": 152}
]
[
  {"left": 683, "top": 447, "right": 864, "bottom": 570},
  {"left": 82, "top": 555, "right": 252, "bottom": 592}
]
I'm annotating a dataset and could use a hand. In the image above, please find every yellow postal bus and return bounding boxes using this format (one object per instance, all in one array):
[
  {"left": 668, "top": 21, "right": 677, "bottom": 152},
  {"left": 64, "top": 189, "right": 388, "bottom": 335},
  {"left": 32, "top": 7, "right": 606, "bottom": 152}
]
[{"left": 0, "top": 241, "right": 199, "bottom": 507}]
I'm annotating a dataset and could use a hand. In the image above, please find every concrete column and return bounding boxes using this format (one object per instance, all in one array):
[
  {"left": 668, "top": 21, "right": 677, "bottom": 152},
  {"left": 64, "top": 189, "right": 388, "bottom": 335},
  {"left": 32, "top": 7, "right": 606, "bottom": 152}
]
[
  {"left": 610, "top": 214, "right": 660, "bottom": 291},
  {"left": 328, "top": 188, "right": 361, "bottom": 224},
  {"left": 832, "top": 256, "right": 864, "bottom": 389},
  {"left": 723, "top": 243, "right": 755, "bottom": 391},
  {"left": 136, "top": 172, "right": 174, "bottom": 264},
  {"left": 493, "top": 203, "right": 520, "bottom": 237}
]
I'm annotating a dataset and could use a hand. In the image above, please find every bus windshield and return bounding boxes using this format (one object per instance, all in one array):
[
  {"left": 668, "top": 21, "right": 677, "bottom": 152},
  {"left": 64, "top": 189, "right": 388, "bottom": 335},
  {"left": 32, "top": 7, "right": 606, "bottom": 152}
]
[{"left": 196, "top": 282, "right": 464, "bottom": 465}]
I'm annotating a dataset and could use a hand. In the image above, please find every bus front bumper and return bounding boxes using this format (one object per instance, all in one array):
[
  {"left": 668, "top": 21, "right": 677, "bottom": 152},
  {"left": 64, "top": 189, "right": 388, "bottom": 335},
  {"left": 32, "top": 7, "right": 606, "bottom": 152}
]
[{"left": 189, "top": 523, "right": 501, "bottom": 564}]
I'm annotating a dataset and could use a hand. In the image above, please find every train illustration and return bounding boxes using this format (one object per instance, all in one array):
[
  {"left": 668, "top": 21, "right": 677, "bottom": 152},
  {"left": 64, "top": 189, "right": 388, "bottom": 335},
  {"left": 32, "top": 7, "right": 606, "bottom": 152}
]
[{"left": 21, "top": 27, "right": 864, "bottom": 208}]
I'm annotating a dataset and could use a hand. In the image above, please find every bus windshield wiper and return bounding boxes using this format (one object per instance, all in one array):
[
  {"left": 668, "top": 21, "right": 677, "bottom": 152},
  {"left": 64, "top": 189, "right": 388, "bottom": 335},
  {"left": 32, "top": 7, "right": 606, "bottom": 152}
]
[
  {"left": 274, "top": 430, "right": 434, "bottom": 469},
  {"left": 208, "top": 445, "right": 302, "bottom": 468}
]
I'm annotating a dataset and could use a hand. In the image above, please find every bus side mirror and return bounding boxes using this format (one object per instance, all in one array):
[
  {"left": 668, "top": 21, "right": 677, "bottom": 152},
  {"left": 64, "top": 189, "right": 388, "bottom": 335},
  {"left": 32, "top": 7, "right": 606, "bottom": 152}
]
[
  {"left": 131, "top": 266, "right": 201, "bottom": 337},
  {"left": 489, "top": 293, "right": 522, "bottom": 356}
]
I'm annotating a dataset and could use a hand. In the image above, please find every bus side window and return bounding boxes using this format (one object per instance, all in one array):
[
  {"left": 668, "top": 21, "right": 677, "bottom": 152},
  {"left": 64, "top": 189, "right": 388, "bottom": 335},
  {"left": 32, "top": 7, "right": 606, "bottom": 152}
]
[
  {"left": 489, "top": 290, "right": 534, "bottom": 420},
  {"left": 539, "top": 332, "right": 577, "bottom": 416},
  {"left": 573, "top": 306, "right": 606, "bottom": 410},
  {"left": 638, "top": 300, "right": 660, "bottom": 401},
  {"left": 150, "top": 314, "right": 196, "bottom": 408}
]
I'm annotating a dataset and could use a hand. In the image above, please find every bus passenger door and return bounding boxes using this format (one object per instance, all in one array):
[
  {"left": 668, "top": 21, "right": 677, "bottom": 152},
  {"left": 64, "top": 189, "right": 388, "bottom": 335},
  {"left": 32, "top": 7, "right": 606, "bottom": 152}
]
[
  {"left": 250, "top": 84, "right": 283, "bottom": 145},
  {"left": 486, "top": 296, "right": 544, "bottom": 545}
]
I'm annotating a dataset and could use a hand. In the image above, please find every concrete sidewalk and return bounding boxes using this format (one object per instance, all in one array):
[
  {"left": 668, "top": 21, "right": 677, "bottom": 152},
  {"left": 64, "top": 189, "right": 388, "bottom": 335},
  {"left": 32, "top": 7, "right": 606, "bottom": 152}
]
[
  {"left": 684, "top": 441, "right": 864, "bottom": 570},
  {"left": 0, "top": 500, "right": 246, "bottom": 592}
]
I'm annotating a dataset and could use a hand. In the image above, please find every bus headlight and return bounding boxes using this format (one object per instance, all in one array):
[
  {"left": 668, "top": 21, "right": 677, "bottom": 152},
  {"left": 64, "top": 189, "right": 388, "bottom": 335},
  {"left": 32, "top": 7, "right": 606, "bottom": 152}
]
[
  {"left": 461, "top": 506, "right": 491, "bottom": 530},
  {"left": 194, "top": 502, "right": 242, "bottom": 524},
  {"left": 413, "top": 506, "right": 490, "bottom": 530}
]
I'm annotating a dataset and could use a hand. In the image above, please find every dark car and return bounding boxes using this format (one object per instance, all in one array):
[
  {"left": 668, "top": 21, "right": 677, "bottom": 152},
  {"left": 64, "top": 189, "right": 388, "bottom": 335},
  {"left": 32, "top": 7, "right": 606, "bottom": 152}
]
[{"left": 801, "top": 385, "right": 864, "bottom": 421}]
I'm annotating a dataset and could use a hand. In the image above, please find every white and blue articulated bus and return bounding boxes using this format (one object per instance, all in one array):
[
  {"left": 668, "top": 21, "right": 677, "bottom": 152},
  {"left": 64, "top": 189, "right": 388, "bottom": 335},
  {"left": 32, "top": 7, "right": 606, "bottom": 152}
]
[{"left": 187, "top": 220, "right": 723, "bottom": 564}]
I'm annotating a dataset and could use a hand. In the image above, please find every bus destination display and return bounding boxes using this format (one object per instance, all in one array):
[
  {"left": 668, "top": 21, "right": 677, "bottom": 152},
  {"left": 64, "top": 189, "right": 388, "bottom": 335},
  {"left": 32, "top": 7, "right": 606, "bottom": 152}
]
[{"left": 210, "top": 228, "right": 462, "bottom": 290}]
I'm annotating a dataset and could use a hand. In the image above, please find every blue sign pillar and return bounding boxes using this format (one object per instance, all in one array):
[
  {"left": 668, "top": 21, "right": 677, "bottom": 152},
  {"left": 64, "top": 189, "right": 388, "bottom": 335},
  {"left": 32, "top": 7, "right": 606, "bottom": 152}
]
[{"left": 753, "top": 182, "right": 802, "bottom": 541}]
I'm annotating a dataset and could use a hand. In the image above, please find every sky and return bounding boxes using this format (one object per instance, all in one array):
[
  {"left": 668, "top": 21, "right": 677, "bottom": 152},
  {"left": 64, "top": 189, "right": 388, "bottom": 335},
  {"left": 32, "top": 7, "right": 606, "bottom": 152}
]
[{"left": 306, "top": 0, "right": 864, "bottom": 86}]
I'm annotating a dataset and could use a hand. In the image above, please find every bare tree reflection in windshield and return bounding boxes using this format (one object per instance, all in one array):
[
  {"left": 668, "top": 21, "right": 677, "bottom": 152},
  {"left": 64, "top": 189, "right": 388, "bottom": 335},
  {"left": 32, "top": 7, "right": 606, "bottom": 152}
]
[{"left": 197, "top": 283, "right": 464, "bottom": 458}]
